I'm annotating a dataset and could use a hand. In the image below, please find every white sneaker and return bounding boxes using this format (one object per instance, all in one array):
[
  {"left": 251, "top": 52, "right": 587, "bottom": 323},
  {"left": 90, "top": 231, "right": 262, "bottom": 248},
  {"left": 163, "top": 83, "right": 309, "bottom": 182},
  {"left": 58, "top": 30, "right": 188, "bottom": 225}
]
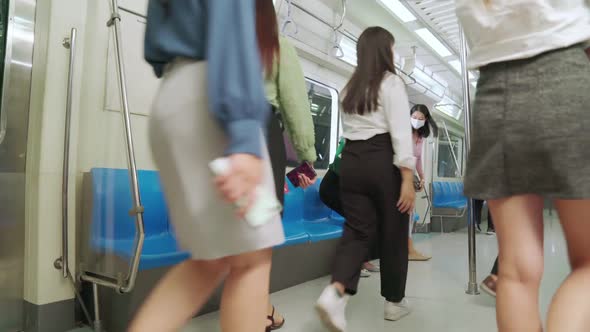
[
  {"left": 360, "top": 269, "right": 371, "bottom": 278},
  {"left": 384, "top": 298, "right": 411, "bottom": 321},
  {"left": 316, "top": 285, "right": 349, "bottom": 332}
]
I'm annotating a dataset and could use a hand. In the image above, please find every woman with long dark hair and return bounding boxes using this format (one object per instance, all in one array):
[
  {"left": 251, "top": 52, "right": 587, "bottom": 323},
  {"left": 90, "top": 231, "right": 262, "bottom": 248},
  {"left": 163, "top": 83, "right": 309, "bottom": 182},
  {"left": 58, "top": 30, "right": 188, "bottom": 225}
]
[
  {"left": 408, "top": 104, "right": 437, "bottom": 261},
  {"left": 129, "top": 1, "right": 284, "bottom": 331},
  {"left": 256, "top": 0, "right": 317, "bottom": 330},
  {"left": 315, "top": 26, "right": 416, "bottom": 331}
]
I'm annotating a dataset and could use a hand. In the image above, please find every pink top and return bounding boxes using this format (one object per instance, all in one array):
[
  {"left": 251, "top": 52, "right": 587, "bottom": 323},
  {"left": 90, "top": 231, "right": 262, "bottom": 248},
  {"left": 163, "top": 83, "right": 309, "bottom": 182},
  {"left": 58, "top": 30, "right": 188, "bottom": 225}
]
[{"left": 413, "top": 135, "right": 424, "bottom": 179}]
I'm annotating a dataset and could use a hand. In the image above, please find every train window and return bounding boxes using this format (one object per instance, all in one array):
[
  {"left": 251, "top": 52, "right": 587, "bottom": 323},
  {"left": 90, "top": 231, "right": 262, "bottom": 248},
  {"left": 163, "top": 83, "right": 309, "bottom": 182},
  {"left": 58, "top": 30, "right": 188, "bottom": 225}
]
[
  {"left": 437, "top": 132, "right": 464, "bottom": 178},
  {"left": 284, "top": 79, "right": 339, "bottom": 170}
]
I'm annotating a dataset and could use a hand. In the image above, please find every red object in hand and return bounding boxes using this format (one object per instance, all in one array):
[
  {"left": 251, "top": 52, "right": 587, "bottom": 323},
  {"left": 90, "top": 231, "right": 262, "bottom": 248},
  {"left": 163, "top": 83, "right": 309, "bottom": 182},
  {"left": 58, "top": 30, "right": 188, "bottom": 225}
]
[
  {"left": 284, "top": 183, "right": 289, "bottom": 193},
  {"left": 286, "top": 162, "right": 317, "bottom": 187}
]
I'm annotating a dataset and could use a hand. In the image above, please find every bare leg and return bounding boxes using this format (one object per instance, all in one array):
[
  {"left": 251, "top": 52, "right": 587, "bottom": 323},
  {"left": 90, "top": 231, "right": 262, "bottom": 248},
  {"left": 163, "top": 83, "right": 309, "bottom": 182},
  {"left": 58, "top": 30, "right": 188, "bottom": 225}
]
[
  {"left": 331, "top": 282, "right": 346, "bottom": 295},
  {"left": 408, "top": 237, "right": 431, "bottom": 261},
  {"left": 408, "top": 237, "right": 419, "bottom": 254},
  {"left": 128, "top": 259, "right": 229, "bottom": 332},
  {"left": 489, "top": 195, "right": 544, "bottom": 332},
  {"left": 220, "top": 248, "right": 273, "bottom": 332},
  {"left": 408, "top": 213, "right": 415, "bottom": 254},
  {"left": 547, "top": 200, "right": 590, "bottom": 332}
]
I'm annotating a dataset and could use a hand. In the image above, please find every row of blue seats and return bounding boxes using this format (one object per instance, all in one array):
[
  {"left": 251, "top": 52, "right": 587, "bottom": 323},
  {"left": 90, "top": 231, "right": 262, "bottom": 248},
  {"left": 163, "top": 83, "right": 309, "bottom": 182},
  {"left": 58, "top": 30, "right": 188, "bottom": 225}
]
[
  {"left": 88, "top": 168, "right": 345, "bottom": 271},
  {"left": 431, "top": 181, "right": 468, "bottom": 209},
  {"left": 280, "top": 179, "right": 345, "bottom": 246},
  {"left": 89, "top": 168, "right": 422, "bottom": 271}
]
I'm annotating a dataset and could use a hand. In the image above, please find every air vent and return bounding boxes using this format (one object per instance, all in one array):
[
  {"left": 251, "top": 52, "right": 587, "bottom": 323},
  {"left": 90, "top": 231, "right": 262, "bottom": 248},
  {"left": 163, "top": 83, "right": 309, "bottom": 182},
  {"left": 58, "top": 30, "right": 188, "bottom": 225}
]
[{"left": 406, "top": 0, "right": 461, "bottom": 54}]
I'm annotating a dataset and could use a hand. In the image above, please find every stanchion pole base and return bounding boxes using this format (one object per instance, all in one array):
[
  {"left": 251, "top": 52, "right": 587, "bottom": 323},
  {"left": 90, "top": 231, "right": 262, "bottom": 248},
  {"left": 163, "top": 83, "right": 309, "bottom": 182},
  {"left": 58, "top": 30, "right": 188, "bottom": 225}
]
[{"left": 466, "top": 282, "right": 480, "bottom": 295}]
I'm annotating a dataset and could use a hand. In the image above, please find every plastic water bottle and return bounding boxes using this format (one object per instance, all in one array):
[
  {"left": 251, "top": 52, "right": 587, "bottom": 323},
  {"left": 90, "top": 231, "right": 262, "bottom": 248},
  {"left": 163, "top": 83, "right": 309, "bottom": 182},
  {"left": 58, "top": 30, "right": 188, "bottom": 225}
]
[{"left": 209, "top": 158, "right": 282, "bottom": 227}]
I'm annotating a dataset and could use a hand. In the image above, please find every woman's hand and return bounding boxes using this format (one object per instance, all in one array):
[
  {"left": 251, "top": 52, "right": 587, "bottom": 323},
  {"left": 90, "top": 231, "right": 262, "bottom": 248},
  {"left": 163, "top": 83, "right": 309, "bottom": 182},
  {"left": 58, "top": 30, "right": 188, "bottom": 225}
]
[
  {"left": 214, "top": 153, "right": 264, "bottom": 217},
  {"left": 398, "top": 167, "right": 416, "bottom": 214},
  {"left": 298, "top": 163, "right": 317, "bottom": 189},
  {"left": 419, "top": 179, "right": 425, "bottom": 191},
  {"left": 398, "top": 179, "right": 416, "bottom": 214}
]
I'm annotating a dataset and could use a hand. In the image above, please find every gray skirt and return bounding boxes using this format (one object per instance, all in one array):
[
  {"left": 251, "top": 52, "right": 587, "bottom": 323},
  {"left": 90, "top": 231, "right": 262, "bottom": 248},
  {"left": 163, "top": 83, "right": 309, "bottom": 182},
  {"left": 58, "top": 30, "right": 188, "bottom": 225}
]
[
  {"left": 464, "top": 44, "right": 590, "bottom": 200},
  {"left": 149, "top": 59, "right": 285, "bottom": 260}
]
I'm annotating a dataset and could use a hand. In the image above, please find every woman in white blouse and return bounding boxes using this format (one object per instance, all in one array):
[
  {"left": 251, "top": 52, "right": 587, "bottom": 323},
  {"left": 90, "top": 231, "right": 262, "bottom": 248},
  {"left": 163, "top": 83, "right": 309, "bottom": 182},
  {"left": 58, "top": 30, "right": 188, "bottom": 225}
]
[{"left": 315, "top": 26, "right": 416, "bottom": 331}]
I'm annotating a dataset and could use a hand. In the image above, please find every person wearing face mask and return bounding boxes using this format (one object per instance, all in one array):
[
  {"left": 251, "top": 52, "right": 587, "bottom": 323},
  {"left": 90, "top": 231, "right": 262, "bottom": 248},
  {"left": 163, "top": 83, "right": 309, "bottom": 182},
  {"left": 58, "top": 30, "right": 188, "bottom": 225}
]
[{"left": 409, "top": 105, "right": 438, "bottom": 261}]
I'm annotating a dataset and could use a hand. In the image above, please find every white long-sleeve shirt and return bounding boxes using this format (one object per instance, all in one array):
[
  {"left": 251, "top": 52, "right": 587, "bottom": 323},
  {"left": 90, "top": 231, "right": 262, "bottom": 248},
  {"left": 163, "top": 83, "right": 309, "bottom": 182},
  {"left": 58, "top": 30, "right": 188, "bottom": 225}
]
[
  {"left": 341, "top": 73, "right": 416, "bottom": 171},
  {"left": 455, "top": 0, "right": 590, "bottom": 70}
]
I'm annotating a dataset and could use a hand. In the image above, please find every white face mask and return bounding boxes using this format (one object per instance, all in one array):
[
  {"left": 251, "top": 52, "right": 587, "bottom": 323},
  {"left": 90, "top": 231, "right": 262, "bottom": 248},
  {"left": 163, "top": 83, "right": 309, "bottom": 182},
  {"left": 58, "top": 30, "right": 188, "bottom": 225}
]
[{"left": 411, "top": 118, "right": 426, "bottom": 129}]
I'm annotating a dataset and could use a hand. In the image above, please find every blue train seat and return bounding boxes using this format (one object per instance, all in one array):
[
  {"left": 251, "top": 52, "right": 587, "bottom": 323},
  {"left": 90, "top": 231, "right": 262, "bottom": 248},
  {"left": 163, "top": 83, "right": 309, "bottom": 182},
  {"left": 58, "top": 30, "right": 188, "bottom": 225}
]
[
  {"left": 330, "top": 210, "right": 345, "bottom": 224},
  {"left": 280, "top": 178, "right": 310, "bottom": 246},
  {"left": 300, "top": 181, "right": 343, "bottom": 242},
  {"left": 432, "top": 181, "right": 467, "bottom": 209},
  {"left": 89, "top": 168, "right": 190, "bottom": 270}
]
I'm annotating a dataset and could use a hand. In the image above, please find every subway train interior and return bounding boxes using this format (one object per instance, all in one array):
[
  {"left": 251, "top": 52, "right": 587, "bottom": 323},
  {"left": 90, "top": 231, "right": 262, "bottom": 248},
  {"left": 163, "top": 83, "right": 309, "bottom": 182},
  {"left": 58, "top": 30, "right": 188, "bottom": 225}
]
[{"left": 0, "top": 0, "right": 573, "bottom": 331}]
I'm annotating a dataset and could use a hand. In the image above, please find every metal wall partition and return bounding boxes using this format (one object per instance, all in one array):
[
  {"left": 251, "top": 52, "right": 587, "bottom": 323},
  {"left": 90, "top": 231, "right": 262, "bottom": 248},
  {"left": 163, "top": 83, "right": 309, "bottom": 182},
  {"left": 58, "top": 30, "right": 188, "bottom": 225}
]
[
  {"left": 459, "top": 27, "right": 479, "bottom": 295},
  {"left": 0, "top": 0, "right": 36, "bottom": 330}
]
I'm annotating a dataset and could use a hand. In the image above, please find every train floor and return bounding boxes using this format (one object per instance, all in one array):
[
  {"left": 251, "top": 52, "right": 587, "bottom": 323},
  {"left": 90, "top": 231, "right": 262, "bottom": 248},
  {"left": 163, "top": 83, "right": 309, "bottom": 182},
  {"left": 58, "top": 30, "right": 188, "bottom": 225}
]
[{"left": 72, "top": 210, "right": 569, "bottom": 332}]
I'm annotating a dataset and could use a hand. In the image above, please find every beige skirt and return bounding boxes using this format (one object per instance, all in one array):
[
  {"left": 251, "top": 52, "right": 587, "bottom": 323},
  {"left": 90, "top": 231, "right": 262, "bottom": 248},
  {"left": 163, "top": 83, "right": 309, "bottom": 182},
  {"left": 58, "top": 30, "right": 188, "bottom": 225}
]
[{"left": 149, "top": 59, "right": 285, "bottom": 260}]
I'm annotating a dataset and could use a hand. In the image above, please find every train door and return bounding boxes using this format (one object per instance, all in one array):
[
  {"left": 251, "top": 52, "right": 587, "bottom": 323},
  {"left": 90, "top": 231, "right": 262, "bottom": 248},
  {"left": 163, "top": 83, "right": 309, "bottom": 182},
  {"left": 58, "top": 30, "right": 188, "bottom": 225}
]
[{"left": 0, "top": 0, "right": 36, "bottom": 331}]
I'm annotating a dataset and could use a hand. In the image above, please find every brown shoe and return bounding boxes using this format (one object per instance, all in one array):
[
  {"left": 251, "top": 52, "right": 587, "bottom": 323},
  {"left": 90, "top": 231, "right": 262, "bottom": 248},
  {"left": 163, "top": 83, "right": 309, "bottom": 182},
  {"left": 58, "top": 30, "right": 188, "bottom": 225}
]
[
  {"left": 480, "top": 275, "right": 497, "bottom": 297},
  {"left": 409, "top": 251, "right": 431, "bottom": 261}
]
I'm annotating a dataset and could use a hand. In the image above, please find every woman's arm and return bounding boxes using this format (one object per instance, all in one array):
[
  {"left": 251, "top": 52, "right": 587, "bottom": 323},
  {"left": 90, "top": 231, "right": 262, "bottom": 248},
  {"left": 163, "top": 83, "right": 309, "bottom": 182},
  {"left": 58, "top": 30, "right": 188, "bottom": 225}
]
[
  {"left": 277, "top": 38, "right": 317, "bottom": 163},
  {"left": 382, "top": 75, "right": 416, "bottom": 172},
  {"left": 207, "top": 0, "right": 270, "bottom": 158},
  {"left": 416, "top": 139, "right": 425, "bottom": 180},
  {"left": 383, "top": 74, "right": 416, "bottom": 213}
]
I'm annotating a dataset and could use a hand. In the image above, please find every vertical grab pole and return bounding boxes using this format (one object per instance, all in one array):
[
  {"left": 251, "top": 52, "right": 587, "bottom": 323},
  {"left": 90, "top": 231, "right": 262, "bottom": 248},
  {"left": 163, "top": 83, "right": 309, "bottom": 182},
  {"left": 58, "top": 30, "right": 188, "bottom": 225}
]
[
  {"left": 107, "top": 0, "right": 145, "bottom": 293},
  {"left": 59, "top": 28, "right": 77, "bottom": 278},
  {"left": 459, "top": 26, "right": 479, "bottom": 295}
]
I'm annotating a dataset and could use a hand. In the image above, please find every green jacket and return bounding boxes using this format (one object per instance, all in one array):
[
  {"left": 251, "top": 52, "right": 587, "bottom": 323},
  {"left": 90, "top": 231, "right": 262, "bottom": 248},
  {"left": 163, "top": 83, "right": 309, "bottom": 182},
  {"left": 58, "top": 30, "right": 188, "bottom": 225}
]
[
  {"left": 329, "top": 137, "right": 345, "bottom": 175},
  {"left": 264, "top": 37, "right": 317, "bottom": 162}
]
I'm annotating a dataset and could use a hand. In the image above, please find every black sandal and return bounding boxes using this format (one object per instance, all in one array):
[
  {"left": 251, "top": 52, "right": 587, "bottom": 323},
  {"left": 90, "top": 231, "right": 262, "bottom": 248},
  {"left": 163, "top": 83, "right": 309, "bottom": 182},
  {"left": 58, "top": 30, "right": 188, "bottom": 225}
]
[{"left": 265, "top": 306, "right": 285, "bottom": 332}]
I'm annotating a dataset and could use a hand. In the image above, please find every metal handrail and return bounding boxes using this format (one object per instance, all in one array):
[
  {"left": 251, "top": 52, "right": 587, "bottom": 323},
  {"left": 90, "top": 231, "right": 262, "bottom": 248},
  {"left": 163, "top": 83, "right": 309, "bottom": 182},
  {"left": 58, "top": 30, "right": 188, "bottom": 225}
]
[
  {"left": 330, "top": 30, "right": 344, "bottom": 58},
  {"left": 333, "top": 0, "right": 347, "bottom": 31},
  {"left": 58, "top": 28, "right": 77, "bottom": 279},
  {"left": 290, "top": 1, "right": 348, "bottom": 58},
  {"left": 281, "top": 0, "right": 298, "bottom": 36},
  {"left": 441, "top": 120, "right": 461, "bottom": 177},
  {"left": 79, "top": 0, "right": 145, "bottom": 294},
  {"left": 288, "top": 0, "right": 451, "bottom": 105},
  {"left": 330, "top": 0, "right": 347, "bottom": 57},
  {"left": 0, "top": 0, "right": 15, "bottom": 147}
]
